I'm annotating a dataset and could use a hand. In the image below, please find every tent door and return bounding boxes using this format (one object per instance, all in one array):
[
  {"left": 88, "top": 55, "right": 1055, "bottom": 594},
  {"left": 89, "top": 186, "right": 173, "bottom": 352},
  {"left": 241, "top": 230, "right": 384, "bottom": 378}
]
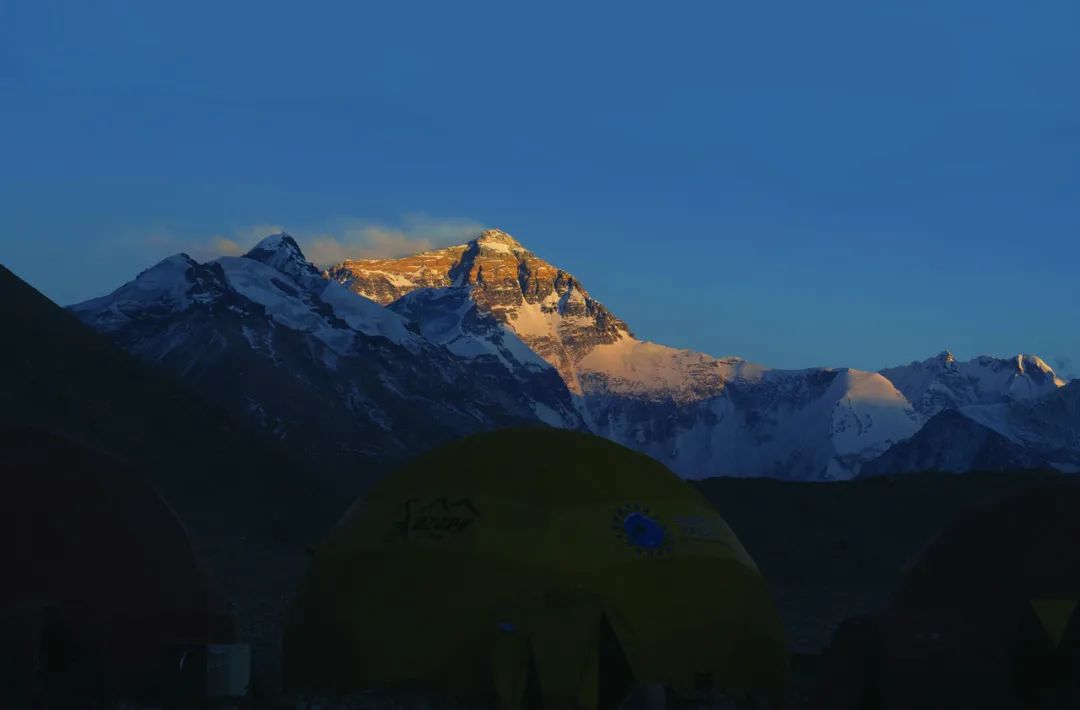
[
  {"left": 598, "top": 614, "right": 635, "bottom": 710},
  {"left": 523, "top": 649, "right": 543, "bottom": 710}
]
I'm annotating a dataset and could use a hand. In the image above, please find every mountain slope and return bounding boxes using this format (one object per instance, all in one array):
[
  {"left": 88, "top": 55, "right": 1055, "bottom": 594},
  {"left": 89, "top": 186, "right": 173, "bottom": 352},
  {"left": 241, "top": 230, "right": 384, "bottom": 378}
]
[
  {"left": 327, "top": 229, "right": 628, "bottom": 394},
  {"left": 329, "top": 229, "right": 922, "bottom": 479},
  {"left": 860, "top": 409, "right": 1052, "bottom": 476},
  {"left": 959, "top": 380, "right": 1080, "bottom": 472},
  {"left": 0, "top": 261, "right": 382, "bottom": 697},
  {"left": 0, "top": 262, "right": 340, "bottom": 537},
  {"left": 1008, "top": 380, "right": 1080, "bottom": 470},
  {"left": 609, "top": 367, "right": 921, "bottom": 480},
  {"left": 880, "top": 350, "right": 1065, "bottom": 417},
  {"left": 71, "top": 235, "right": 584, "bottom": 481}
]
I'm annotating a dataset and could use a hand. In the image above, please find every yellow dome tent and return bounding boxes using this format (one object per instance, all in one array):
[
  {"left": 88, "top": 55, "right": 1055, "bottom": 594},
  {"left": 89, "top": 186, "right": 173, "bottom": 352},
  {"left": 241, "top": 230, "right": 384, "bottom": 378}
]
[{"left": 284, "top": 428, "right": 790, "bottom": 708}]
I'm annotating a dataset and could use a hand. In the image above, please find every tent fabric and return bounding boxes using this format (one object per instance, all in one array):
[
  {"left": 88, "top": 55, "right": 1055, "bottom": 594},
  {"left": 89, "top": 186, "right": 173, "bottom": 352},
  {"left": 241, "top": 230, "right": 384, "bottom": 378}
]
[
  {"left": 529, "top": 593, "right": 603, "bottom": 710},
  {"left": 808, "top": 608, "right": 1023, "bottom": 710},
  {"left": 896, "top": 482, "right": 1080, "bottom": 704},
  {"left": 805, "top": 616, "right": 878, "bottom": 710},
  {"left": 1031, "top": 599, "right": 1078, "bottom": 649},
  {"left": 493, "top": 618, "right": 533, "bottom": 710},
  {"left": 285, "top": 427, "right": 790, "bottom": 706},
  {"left": 895, "top": 483, "right": 1080, "bottom": 612},
  {"left": 812, "top": 482, "right": 1080, "bottom": 709},
  {"left": 0, "top": 427, "right": 234, "bottom": 699}
]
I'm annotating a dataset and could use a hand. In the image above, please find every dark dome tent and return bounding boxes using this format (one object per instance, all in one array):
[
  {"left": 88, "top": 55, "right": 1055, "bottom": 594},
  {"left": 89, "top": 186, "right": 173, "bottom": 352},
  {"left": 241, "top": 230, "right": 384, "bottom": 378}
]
[
  {"left": 807, "top": 607, "right": 1025, "bottom": 710},
  {"left": 896, "top": 482, "right": 1080, "bottom": 706},
  {"left": 810, "top": 482, "right": 1080, "bottom": 710},
  {"left": 285, "top": 428, "right": 791, "bottom": 709},
  {"left": 895, "top": 482, "right": 1080, "bottom": 616},
  {"left": 0, "top": 427, "right": 246, "bottom": 705}
]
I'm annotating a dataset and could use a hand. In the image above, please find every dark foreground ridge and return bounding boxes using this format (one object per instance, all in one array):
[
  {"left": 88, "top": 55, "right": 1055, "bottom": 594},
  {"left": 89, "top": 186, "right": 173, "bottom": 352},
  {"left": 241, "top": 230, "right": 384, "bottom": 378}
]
[{"left": 0, "top": 263, "right": 350, "bottom": 697}]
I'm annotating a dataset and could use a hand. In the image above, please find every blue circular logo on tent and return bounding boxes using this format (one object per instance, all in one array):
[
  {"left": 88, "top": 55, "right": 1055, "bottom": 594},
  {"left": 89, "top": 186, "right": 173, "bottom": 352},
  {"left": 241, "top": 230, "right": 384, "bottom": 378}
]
[
  {"left": 623, "top": 511, "right": 665, "bottom": 549},
  {"left": 613, "top": 504, "right": 670, "bottom": 556}
]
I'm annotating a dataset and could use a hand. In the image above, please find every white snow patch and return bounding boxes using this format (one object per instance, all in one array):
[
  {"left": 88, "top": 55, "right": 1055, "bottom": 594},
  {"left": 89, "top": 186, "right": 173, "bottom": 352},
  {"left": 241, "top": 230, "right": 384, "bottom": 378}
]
[
  {"left": 531, "top": 401, "right": 568, "bottom": 427},
  {"left": 960, "top": 403, "right": 1018, "bottom": 441},
  {"left": 216, "top": 257, "right": 355, "bottom": 354},
  {"left": 319, "top": 280, "right": 416, "bottom": 348},
  {"left": 396, "top": 288, "right": 550, "bottom": 372},
  {"left": 508, "top": 298, "right": 559, "bottom": 340},
  {"left": 479, "top": 240, "right": 514, "bottom": 254},
  {"left": 70, "top": 254, "right": 198, "bottom": 327},
  {"left": 578, "top": 336, "right": 744, "bottom": 396},
  {"left": 826, "top": 370, "right": 922, "bottom": 477}
]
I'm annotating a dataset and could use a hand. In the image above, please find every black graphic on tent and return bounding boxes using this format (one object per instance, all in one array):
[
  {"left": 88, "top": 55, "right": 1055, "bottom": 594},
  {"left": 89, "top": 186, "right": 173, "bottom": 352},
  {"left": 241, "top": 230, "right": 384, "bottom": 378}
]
[{"left": 384, "top": 496, "right": 481, "bottom": 543}]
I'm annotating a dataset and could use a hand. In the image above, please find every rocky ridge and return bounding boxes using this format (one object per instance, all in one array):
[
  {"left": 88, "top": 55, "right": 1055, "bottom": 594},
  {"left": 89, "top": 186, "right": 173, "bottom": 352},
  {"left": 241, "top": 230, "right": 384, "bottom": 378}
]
[
  {"left": 70, "top": 226, "right": 1077, "bottom": 481},
  {"left": 327, "top": 230, "right": 628, "bottom": 394},
  {"left": 71, "top": 234, "right": 586, "bottom": 481},
  {"left": 328, "top": 230, "right": 934, "bottom": 479}
]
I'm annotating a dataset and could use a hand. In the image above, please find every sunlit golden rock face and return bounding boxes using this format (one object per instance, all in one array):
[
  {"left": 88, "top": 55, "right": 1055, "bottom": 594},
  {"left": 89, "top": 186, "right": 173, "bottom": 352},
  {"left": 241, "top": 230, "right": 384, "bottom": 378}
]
[
  {"left": 324, "top": 229, "right": 629, "bottom": 393},
  {"left": 325, "top": 245, "right": 466, "bottom": 305}
]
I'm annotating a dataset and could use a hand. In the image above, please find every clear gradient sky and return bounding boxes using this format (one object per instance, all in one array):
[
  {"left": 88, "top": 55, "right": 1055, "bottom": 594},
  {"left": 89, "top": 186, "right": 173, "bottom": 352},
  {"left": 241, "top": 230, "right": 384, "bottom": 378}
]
[{"left": 2, "top": 1, "right": 1077, "bottom": 375}]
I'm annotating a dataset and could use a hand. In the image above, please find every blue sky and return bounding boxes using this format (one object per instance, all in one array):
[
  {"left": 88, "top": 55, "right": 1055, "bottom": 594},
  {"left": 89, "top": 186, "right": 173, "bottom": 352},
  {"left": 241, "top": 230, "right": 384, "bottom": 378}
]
[{"left": 2, "top": 1, "right": 1077, "bottom": 374}]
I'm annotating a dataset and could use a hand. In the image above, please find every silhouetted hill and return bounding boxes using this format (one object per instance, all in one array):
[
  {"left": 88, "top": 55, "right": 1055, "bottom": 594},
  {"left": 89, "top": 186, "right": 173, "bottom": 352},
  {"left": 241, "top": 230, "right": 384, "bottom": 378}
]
[
  {"left": 693, "top": 469, "right": 1070, "bottom": 654},
  {"left": 0, "top": 263, "right": 350, "bottom": 696},
  {"left": 1, "top": 262, "right": 347, "bottom": 535}
]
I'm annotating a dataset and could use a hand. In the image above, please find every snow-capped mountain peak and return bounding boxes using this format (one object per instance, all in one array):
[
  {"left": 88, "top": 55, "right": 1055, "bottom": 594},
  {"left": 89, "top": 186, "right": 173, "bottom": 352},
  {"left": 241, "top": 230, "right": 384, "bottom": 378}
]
[
  {"left": 245, "top": 232, "right": 307, "bottom": 267},
  {"left": 249, "top": 231, "right": 301, "bottom": 254},
  {"left": 326, "top": 229, "right": 629, "bottom": 393},
  {"left": 1007, "top": 353, "right": 1059, "bottom": 380},
  {"left": 473, "top": 228, "right": 528, "bottom": 254},
  {"left": 879, "top": 351, "right": 1066, "bottom": 417},
  {"left": 70, "top": 234, "right": 587, "bottom": 470},
  {"left": 68, "top": 252, "right": 228, "bottom": 331},
  {"left": 243, "top": 232, "right": 325, "bottom": 289},
  {"left": 66, "top": 226, "right": 1080, "bottom": 483}
]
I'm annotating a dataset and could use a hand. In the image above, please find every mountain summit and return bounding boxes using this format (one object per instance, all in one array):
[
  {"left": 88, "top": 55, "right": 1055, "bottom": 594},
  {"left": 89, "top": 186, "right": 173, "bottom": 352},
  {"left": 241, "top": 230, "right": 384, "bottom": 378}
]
[
  {"left": 880, "top": 350, "right": 1065, "bottom": 417},
  {"left": 244, "top": 233, "right": 328, "bottom": 291},
  {"left": 326, "top": 229, "right": 628, "bottom": 393},
  {"left": 473, "top": 228, "right": 528, "bottom": 252}
]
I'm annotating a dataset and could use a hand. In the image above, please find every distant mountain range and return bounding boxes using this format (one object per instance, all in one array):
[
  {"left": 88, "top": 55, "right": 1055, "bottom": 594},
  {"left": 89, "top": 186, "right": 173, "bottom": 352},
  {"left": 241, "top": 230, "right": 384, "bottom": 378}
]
[{"left": 65, "top": 229, "right": 1077, "bottom": 481}]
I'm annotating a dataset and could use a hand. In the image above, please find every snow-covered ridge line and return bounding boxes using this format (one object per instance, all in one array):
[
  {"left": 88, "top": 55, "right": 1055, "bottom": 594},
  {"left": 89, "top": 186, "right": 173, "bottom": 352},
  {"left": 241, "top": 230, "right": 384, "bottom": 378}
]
[
  {"left": 70, "top": 227, "right": 1075, "bottom": 482},
  {"left": 321, "top": 229, "right": 940, "bottom": 479},
  {"left": 68, "top": 232, "right": 589, "bottom": 472},
  {"left": 880, "top": 350, "right": 1066, "bottom": 419}
]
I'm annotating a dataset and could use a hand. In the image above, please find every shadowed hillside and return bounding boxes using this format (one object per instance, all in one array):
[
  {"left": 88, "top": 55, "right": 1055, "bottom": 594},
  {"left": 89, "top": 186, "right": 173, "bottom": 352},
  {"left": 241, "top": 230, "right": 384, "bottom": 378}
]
[
  {"left": 0, "top": 263, "right": 353, "bottom": 534},
  {"left": 0, "top": 262, "right": 353, "bottom": 698},
  {"left": 694, "top": 470, "right": 1077, "bottom": 702},
  {"left": 695, "top": 470, "right": 1069, "bottom": 654}
]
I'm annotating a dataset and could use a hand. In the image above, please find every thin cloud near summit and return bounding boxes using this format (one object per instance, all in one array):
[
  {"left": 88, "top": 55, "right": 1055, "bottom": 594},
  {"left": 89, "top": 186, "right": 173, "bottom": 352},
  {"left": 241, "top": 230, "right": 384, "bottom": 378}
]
[
  {"left": 125, "top": 216, "right": 486, "bottom": 267},
  {"left": 301, "top": 217, "right": 485, "bottom": 265}
]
